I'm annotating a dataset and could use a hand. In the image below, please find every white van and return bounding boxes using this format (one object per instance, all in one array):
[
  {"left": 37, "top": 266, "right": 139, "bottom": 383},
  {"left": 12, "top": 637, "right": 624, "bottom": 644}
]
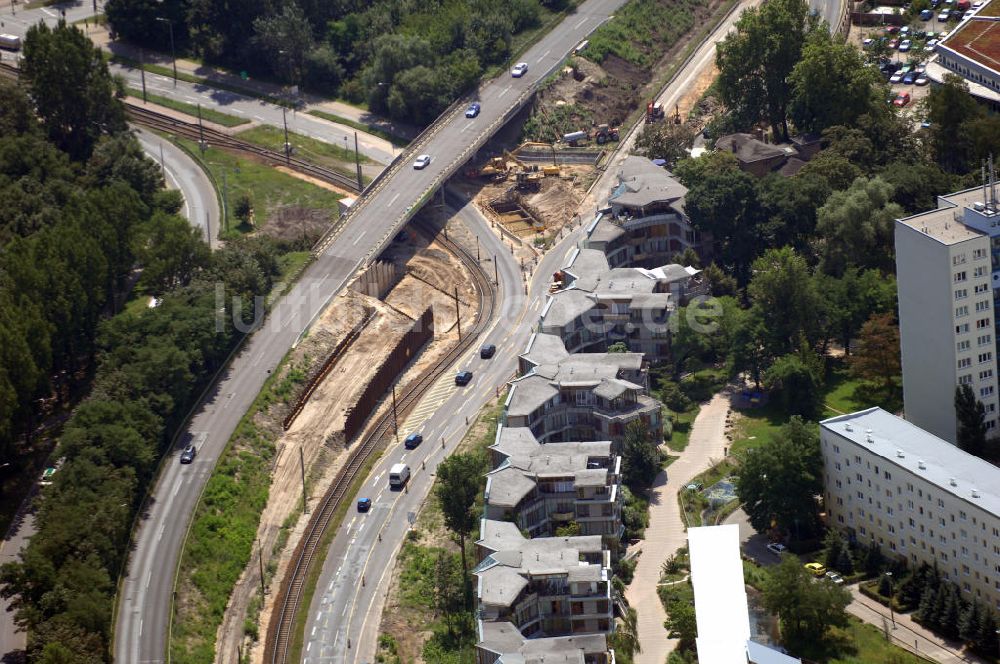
[
  {"left": 0, "top": 34, "right": 22, "bottom": 51},
  {"left": 389, "top": 463, "right": 410, "bottom": 489}
]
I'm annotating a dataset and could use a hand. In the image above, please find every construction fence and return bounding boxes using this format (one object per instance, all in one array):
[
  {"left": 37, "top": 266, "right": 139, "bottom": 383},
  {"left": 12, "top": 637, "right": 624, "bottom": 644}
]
[
  {"left": 343, "top": 307, "right": 435, "bottom": 443},
  {"left": 350, "top": 261, "right": 403, "bottom": 300}
]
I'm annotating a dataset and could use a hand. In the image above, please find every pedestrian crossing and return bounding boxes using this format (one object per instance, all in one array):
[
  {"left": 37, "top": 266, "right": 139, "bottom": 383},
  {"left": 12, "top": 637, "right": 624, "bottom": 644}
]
[{"left": 400, "top": 372, "right": 456, "bottom": 434}]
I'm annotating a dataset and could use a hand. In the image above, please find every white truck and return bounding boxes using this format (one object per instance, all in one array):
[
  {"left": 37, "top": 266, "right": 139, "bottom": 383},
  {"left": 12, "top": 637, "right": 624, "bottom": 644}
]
[
  {"left": 389, "top": 463, "right": 410, "bottom": 489},
  {"left": 0, "top": 34, "right": 22, "bottom": 51}
]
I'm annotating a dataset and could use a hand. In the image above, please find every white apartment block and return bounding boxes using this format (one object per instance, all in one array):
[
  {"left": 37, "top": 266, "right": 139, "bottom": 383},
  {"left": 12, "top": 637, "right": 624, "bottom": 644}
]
[
  {"left": 895, "top": 185, "right": 1000, "bottom": 443},
  {"left": 821, "top": 408, "right": 1000, "bottom": 611}
]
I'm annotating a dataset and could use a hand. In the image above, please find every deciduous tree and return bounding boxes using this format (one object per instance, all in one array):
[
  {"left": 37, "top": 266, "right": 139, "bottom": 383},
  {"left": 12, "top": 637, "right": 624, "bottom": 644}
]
[
  {"left": 761, "top": 555, "right": 851, "bottom": 652},
  {"left": 849, "top": 313, "right": 900, "bottom": 393},
  {"left": 955, "top": 384, "right": 987, "bottom": 456}
]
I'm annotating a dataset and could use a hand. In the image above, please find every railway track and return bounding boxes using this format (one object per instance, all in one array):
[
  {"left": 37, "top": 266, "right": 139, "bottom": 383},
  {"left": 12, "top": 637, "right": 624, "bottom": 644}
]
[
  {"left": 0, "top": 62, "right": 363, "bottom": 194},
  {"left": 264, "top": 217, "right": 498, "bottom": 664}
]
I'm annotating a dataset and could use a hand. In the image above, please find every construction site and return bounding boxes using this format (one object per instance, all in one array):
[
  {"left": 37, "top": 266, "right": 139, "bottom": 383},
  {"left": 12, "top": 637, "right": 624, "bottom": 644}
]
[{"left": 208, "top": 212, "right": 483, "bottom": 664}]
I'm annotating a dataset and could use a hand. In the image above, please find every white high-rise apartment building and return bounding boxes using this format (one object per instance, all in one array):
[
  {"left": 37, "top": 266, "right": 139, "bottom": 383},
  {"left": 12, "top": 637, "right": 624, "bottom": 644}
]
[
  {"left": 895, "top": 183, "right": 1000, "bottom": 443},
  {"left": 821, "top": 408, "right": 1000, "bottom": 611}
]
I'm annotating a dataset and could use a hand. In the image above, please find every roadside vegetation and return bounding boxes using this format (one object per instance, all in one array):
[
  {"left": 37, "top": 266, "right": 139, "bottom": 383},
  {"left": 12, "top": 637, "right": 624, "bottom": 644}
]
[
  {"left": 0, "top": 21, "right": 294, "bottom": 663},
  {"left": 105, "top": 0, "right": 579, "bottom": 126},
  {"left": 235, "top": 124, "right": 371, "bottom": 180}
]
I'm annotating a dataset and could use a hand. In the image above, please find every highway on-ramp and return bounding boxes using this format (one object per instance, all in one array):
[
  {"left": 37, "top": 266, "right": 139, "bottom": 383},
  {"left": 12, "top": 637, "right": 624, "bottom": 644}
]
[{"left": 113, "top": 2, "right": 628, "bottom": 662}]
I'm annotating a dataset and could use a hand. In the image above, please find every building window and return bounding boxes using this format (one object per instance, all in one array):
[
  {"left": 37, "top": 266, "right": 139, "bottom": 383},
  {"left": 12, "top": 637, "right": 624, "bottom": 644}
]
[
  {"left": 960, "top": 374, "right": 973, "bottom": 385},
  {"left": 980, "top": 370, "right": 994, "bottom": 381},
  {"left": 956, "top": 288, "right": 969, "bottom": 300},
  {"left": 959, "top": 340, "right": 972, "bottom": 351},
  {"left": 976, "top": 284, "right": 989, "bottom": 294},
  {"left": 981, "top": 386, "right": 994, "bottom": 398},
  {"left": 979, "top": 352, "right": 993, "bottom": 364},
  {"left": 978, "top": 334, "right": 992, "bottom": 346},
  {"left": 960, "top": 358, "right": 972, "bottom": 369},
  {"left": 977, "top": 300, "right": 991, "bottom": 312},
  {"left": 977, "top": 318, "right": 992, "bottom": 329},
  {"left": 975, "top": 266, "right": 988, "bottom": 277},
  {"left": 974, "top": 248, "right": 988, "bottom": 260},
  {"left": 957, "top": 306, "right": 970, "bottom": 318},
  {"left": 958, "top": 323, "right": 970, "bottom": 334}
]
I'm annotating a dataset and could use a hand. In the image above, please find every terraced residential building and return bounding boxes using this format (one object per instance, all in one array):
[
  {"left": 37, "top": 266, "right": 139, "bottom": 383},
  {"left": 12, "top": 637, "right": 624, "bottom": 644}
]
[{"left": 483, "top": 426, "right": 623, "bottom": 539}]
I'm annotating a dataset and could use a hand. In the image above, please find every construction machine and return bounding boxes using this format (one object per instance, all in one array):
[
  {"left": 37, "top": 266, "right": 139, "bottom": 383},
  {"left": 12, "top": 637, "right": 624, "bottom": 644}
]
[
  {"left": 592, "top": 123, "right": 620, "bottom": 144},
  {"left": 646, "top": 101, "right": 665, "bottom": 123}
]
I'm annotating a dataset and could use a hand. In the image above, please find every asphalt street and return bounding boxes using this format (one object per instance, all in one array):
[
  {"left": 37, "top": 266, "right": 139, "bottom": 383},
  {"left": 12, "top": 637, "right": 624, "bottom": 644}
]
[
  {"left": 135, "top": 127, "right": 220, "bottom": 249},
  {"left": 113, "top": 2, "right": 629, "bottom": 662},
  {"left": 0, "top": 508, "right": 33, "bottom": 662}
]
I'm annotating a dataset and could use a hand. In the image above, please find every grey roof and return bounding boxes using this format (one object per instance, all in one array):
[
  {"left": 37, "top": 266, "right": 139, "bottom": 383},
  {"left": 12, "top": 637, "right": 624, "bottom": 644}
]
[
  {"left": 586, "top": 219, "right": 626, "bottom": 245},
  {"left": 777, "top": 157, "right": 807, "bottom": 177},
  {"left": 715, "top": 133, "right": 794, "bottom": 163},
  {"left": 628, "top": 292, "right": 673, "bottom": 310},
  {"left": 508, "top": 351, "right": 644, "bottom": 415},
  {"left": 593, "top": 377, "right": 640, "bottom": 400},
  {"left": 507, "top": 375, "right": 560, "bottom": 417},
  {"left": 478, "top": 621, "right": 609, "bottom": 663},
  {"left": 564, "top": 248, "right": 610, "bottom": 278},
  {"left": 485, "top": 466, "right": 540, "bottom": 507},
  {"left": 610, "top": 156, "right": 688, "bottom": 208},
  {"left": 821, "top": 408, "right": 1000, "bottom": 517},
  {"left": 477, "top": 565, "right": 529, "bottom": 606},
  {"left": 520, "top": 333, "right": 570, "bottom": 369},
  {"left": 541, "top": 289, "right": 595, "bottom": 329}
]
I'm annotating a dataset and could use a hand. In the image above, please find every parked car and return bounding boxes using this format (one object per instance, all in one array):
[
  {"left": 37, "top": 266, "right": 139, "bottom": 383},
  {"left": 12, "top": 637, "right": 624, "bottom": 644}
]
[
  {"left": 455, "top": 370, "right": 473, "bottom": 386},
  {"left": 357, "top": 497, "right": 372, "bottom": 512},
  {"left": 899, "top": 39, "right": 912, "bottom": 51},
  {"left": 863, "top": 37, "right": 874, "bottom": 46},
  {"left": 480, "top": 343, "right": 496, "bottom": 359},
  {"left": 903, "top": 71, "right": 917, "bottom": 84},
  {"left": 886, "top": 25, "right": 900, "bottom": 33},
  {"left": 404, "top": 433, "right": 423, "bottom": 449},
  {"left": 766, "top": 543, "right": 787, "bottom": 556},
  {"left": 920, "top": 8, "right": 934, "bottom": 18},
  {"left": 890, "top": 70, "right": 905, "bottom": 83},
  {"left": 938, "top": 10, "right": 951, "bottom": 19},
  {"left": 511, "top": 62, "right": 529, "bottom": 77},
  {"left": 825, "top": 571, "right": 845, "bottom": 584},
  {"left": 893, "top": 92, "right": 912, "bottom": 106},
  {"left": 413, "top": 154, "right": 431, "bottom": 169},
  {"left": 925, "top": 38, "right": 939, "bottom": 51},
  {"left": 465, "top": 102, "right": 481, "bottom": 118},
  {"left": 804, "top": 562, "right": 827, "bottom": 577},
  {"left": 180, "top": 444, "right": 197, "bottom": 464},
  {"left": 964, "top": 9, "right": 975, "bottom": 18},
  {"left": 915, "top": 73, "right": 930, "bottom": 85},
  {"left": 888, "top": 38, "right": 900, "bottom": 49},
  {"left": 899, "top": 25, "right": 910, "bottom": 34}
]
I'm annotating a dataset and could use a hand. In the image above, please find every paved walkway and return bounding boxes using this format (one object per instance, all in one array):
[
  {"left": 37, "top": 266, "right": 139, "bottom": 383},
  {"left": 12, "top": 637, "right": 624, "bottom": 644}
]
[
  {"left": 847, "top": 586, "right": 987, "bottom": 664},
  {"left": 625, "top": 391, "right": 732, "bottom": 664}
]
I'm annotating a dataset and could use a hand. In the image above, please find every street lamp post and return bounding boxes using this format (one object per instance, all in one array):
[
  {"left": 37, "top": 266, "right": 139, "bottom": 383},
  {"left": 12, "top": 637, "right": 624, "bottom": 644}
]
[
  {"left": 281, "top": 107, "right": 291, "bottom": 165},
  {"left": 885, "top": 571, "right": 895, "bottom": 629},
  {"left": 155, "top": 17, "right": 177, "bottom": 86}
]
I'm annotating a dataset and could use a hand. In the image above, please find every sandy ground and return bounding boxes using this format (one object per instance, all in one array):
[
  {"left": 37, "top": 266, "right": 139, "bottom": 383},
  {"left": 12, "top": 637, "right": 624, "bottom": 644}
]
[
  {"left": 274, "top": 166, "right": 358, "bottom": 197},
  {"left": 215, "top": 223, "right": 476, "bottom": 664}
]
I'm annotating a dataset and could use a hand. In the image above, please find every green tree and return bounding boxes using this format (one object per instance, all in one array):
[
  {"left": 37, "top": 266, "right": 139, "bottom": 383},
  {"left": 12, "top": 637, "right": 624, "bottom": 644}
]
[
  {"left": 607, "top": 342, "right": 629, "bottom": 353},
  {"left": 252, "top": 2, "right": 315, "bottom": 85},
  {"left": 817, "top": 268, "right": 897, "bottom": 354},
  {"left": 21, "top": 21, "right": 126, "bottom": 159},
  {"left": 761, "top": 555, "right": 852, "bottom": 652},
  {"left": 664, "top": 598, "right": 698, "bottom": 645},
  {"left": 925, "top": 74, "right": 982, "bottom": 173},
  {"left": 955, "top": 384, "right": 987, "bottom": 456},
  {"left": 609, "top": 606, "right": 642, "bottom": 661},
  {"left": 789, "top": 33, "right": 885, "bottom": 135},
  {"left": 756, "top": 171, "right": 831, "bottom": 255},
  {"left": 434, "top": 452, "right": 486, "bottom": 584},
  {"left": 814, "top": 176, "right": 901, "bottom": 277},
  {"left": 135, "top": 212, "right": 211, "bottom": 294},
  {"left": 684, "top": 166, "right": 760, "bottom": 284},
  {"left": 622, "top": 421, "right": 662, "bottom": 490},
  {"left": 849, "top": 313, "right": 901, "bottom": 395},
  {"left": 716, "top": 0, "right": 817, "bottom": 140},
  {"left": 635, "top": 123, "right": 697, "bottom": 167},
  {"left": 748, "top": 247, "right": 824, "bottom": 356},
  {"left": 735, "top": 417, "right": 823, "bottom": 538},
  {"left": 764, "top": 352, "right": 821, "bottom": 418}
]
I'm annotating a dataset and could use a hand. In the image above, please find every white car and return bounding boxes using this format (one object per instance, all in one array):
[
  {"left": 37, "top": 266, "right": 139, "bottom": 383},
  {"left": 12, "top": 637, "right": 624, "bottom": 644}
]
[
  {"left": 825, "top": 571, "right": 845, "bottom": 584},
  {"left": 511, "top": 62, "right": 529, "bottom": 78},
  {"left": 924, "top": 38, "right": 939, "bottom": 51},
  {"left": 413, "top": 154, "right": 431, "bottom": 170},
  {"left": 938, "top": 11, "right": 951, "bottom": 19},
  {"left": 899, "top": 39, "right": 912, "bottom": 51},
  {"left": 890, "top": 70, "right": 905, "bottom": 83},
  {"left": 766, "top": 543, "right": 787, "bottom": 556}
]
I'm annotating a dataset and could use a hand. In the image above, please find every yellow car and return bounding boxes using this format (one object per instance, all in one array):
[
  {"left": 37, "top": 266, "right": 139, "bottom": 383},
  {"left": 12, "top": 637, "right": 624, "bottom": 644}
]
[{"left": 804, "top": 562, "right": 827, "bottom": 577}]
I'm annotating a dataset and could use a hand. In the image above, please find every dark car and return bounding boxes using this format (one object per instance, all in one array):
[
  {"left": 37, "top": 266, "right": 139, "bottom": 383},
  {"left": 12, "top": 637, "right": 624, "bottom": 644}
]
[
  {"left": 480, "top": 344, "right": 496, "bottom": 359},
  {"left": 404, "top": 433, "right": 423, "bottom": 450},
  {"left": 920, "top": 8, "right": 934, "bottom": 18},
  {"left": 465, "top": 102, "right": 481, "bottom": 118},
  {"left": 903, "top": 71, "right": 917, "bottom": 84},
  {"left": 180, "top": 444, "right": 196, "bottom": 464},
  {"left": 357, "top": 497, "right": 372, "bottom": 512},
  {"left": 455, "top": 370, "right": 473, "bottom": 386}
]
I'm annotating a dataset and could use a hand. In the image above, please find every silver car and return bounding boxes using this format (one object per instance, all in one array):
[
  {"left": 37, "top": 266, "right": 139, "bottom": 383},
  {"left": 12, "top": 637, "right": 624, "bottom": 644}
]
[{"left": 413, "top": 154, "right": 431, "bottom": 170}]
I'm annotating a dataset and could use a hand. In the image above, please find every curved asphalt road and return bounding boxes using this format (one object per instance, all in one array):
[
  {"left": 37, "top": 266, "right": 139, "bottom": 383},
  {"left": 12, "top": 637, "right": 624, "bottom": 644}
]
[
  {"left": 135, "top": 128, "right": 220, "bottom": 249},
  {"left": 113, "top": 3, "right": 628, "bottom": 662}
]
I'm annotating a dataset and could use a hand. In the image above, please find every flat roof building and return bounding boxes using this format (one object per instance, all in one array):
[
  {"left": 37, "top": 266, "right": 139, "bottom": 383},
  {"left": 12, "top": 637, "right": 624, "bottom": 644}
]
[
  {"left": 895, "top": 184, "right": 1000, "bottom": 443},
  {"left": 931, "top": 6, "right": 1000, "bottom": 109},
  {"left": 821, "top": 408, "right": 1000, "bottom": 610}
]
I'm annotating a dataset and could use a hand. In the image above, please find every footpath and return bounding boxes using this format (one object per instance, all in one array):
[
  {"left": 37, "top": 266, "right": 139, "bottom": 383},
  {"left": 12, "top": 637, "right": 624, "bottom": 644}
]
[{"left": 625, "top": 391, "right": 732, "bottom": 664}]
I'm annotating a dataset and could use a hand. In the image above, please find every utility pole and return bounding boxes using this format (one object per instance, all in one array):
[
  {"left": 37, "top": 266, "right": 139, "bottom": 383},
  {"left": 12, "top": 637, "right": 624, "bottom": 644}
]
[
  {"left": 257, "top": 538, "right": 265, "bottom": 597},
  {"left": 300, "top": 447, "right": 308, "bottom": 514},
  {"left": 391, "top": 385, "right": 399, "bottom": 445},
  {"left": 453, "top": 286, "right": 461, "bottom": 340},
  {"left": 494, "top": 256, "right": 499, "bottom": 286},
  {"left": 222, "top": 171, "right": 229, "bottom": 232},
  {"left": 159, "top": 143, "right": 165, "bottom": 178},
  {"left": 155, "top": 17, "right": 177, "bottom": 86},
  {"left": 476, "top": 235, "right": 480, "bottom": 261},
  {"left": 282, "top": 107, "right": 291, "bottom": 165},
  {"left": 354, "top": 131, "right": 362, "bottom": 190},
  {"left": 197, "top": 104, "right": 205, "bottom": 150},
  {"left": 139, "top": 49, "right": 147, "bottom": 103}
]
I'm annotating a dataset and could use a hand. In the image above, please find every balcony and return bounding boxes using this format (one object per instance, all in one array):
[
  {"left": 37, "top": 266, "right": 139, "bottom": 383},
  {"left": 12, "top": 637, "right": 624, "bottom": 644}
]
[{"left": 550, "top": 510, "right": 576, "bottom": 521}]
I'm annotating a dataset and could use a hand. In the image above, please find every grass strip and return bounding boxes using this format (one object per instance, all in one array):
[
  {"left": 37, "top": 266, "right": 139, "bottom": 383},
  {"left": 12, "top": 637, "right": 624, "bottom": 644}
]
[
  {"left": 235, "top": 124, "right": 372, "bottom": 183},
  {"left": 169, "top": 357, "right": 308, "bottom": 664},
  {"left": 126, "top": 87, "right": 249, "bottom": 127},
  {"left": 306, "top": 109, "right": 410, "bottom": 148}
]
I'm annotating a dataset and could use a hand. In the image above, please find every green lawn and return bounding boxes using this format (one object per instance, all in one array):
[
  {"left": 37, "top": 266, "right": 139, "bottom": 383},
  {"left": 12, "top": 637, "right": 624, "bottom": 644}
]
[
  {"left": 235, "top": 125, "right": 371, "bottom": 182},
  {"left": 666, "top": 407, "right": 697, "bottom": 452},
  {"left": 127, "top": 88, "right": 249, "bottom": 127},
  {"left": 173, "top": 137, "right": 342, "bottom": 235},
  {"left": 826, "top": 619, "right": 929, "bottom": 664},
  {"left": 306, "top": 110, "right": 411, "bottom": 147}
]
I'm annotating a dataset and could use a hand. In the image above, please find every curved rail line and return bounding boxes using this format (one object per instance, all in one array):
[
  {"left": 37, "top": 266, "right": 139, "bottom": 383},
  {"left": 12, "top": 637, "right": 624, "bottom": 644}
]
[{"left": 264, "top": 218, "right": 498, "bottom": 664}]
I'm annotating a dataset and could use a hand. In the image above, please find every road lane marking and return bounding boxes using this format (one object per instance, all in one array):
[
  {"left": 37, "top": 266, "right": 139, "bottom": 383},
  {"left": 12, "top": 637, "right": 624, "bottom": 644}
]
[
  {"left": 574, "top": 17, "right": 588, "bottom": 28},
  {"left": 498, "top": 85, "right": 511, "bottom": 98},
  {"left": 388, "top": 193, "right": 400, "bottom": 206}
]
